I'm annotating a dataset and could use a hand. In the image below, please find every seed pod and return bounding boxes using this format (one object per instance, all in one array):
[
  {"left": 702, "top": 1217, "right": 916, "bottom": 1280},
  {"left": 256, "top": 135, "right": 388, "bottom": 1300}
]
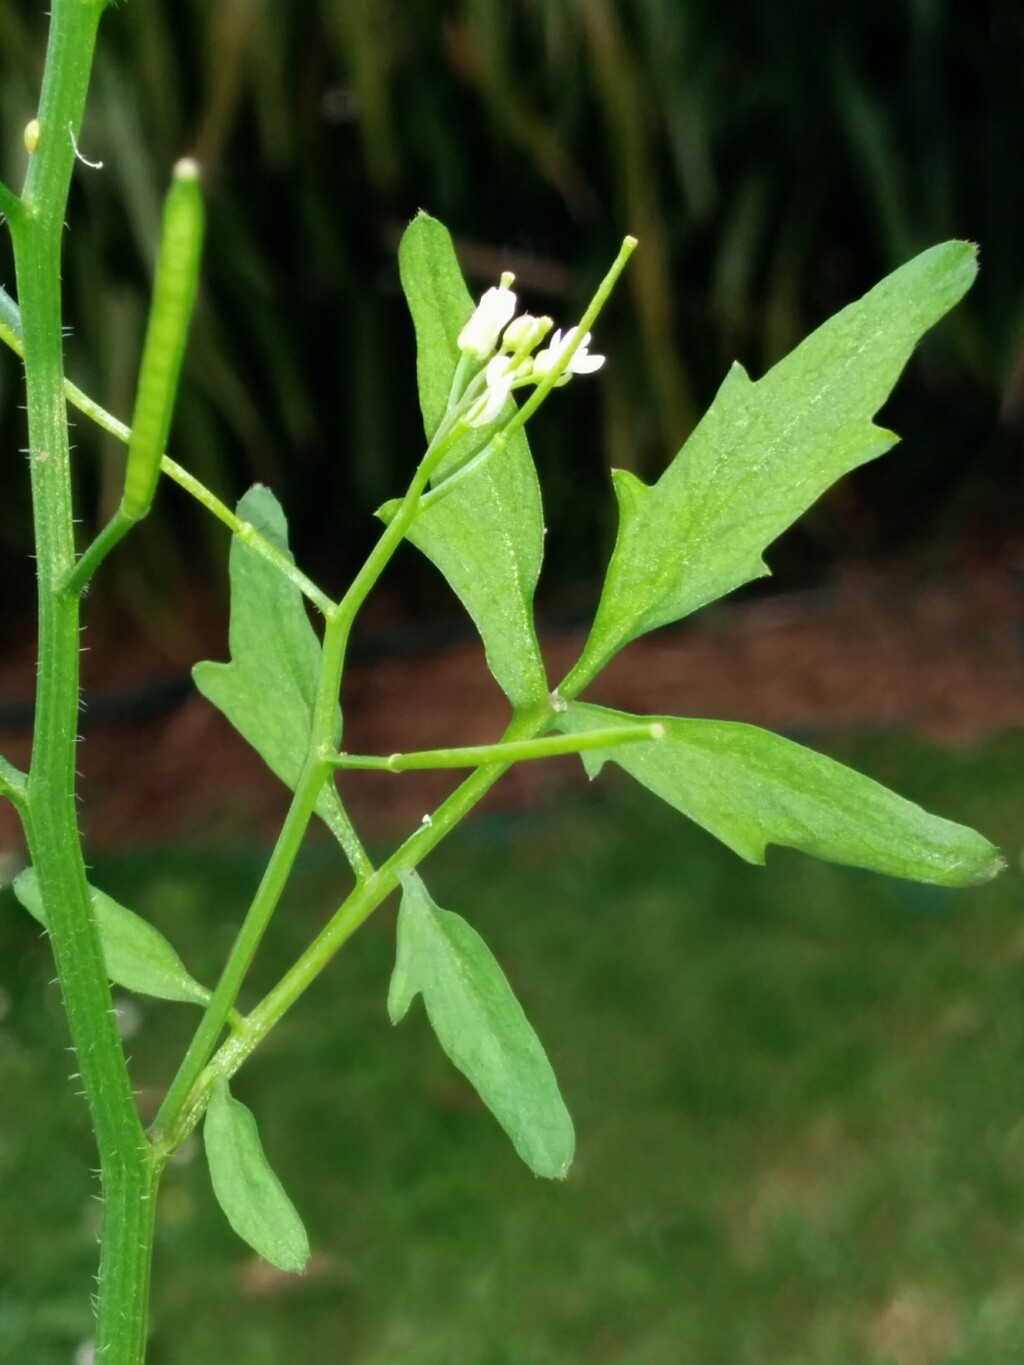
[{"left": 121, "top": 158, "right": 205, "bottom": 521}]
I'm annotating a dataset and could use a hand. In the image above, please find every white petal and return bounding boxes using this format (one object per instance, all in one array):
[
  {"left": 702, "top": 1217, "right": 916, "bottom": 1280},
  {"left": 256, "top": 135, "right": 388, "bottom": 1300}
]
[{"left": 458, "top": 284, "right": 519, "bottom": 360}]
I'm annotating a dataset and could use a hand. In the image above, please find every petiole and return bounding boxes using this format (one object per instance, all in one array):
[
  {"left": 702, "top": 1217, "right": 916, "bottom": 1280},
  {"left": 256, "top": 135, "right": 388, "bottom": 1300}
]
[{"left": 330, "top": 723, "right": 664, "bottom": 772}]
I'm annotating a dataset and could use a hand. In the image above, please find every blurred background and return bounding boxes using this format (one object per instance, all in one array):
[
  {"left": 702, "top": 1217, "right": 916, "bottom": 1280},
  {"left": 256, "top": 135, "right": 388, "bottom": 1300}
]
[
  {"left": 1, "top": 0, "right": 1023, "bottom": 621},
  {"left": 2, "top": 1, "right": 1024, "bottom": 1361}
]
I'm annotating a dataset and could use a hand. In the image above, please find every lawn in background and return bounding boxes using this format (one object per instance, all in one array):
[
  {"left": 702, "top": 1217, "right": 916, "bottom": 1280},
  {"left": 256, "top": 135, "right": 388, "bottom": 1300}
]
[{"left": 1, "top": 731, "right": 1023, "bottom": 1365}]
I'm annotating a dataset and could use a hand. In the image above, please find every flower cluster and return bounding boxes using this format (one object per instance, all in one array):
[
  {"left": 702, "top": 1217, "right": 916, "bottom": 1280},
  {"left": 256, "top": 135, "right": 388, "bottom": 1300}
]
[{"left": 457, "top": 272, "right": 605, "bottom": 428}]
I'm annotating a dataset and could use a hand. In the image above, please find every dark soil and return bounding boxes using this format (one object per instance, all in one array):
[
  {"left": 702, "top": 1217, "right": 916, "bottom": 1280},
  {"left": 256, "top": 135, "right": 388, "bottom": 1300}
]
[{"left": 1, "top": 564, "right": 1022, "bottom": 852}]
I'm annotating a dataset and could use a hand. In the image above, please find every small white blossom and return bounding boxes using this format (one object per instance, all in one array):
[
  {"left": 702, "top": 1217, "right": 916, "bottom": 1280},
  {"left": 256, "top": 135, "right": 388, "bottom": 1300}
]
[
  {"left": 464, "top": 355, "right": 515, "bottom": 427},
  {"left": 533, "top": 326, "right": 605, "bottom": 384},
  {"left": 502, "top": 313, "right": 552, "bottom": 356},
  {"left": 457, "top": 271, "right": 517, "bottom": 360}
]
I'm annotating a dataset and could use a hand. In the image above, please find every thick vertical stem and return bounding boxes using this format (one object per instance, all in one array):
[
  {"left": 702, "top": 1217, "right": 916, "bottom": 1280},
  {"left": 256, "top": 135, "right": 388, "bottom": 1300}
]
[{"left": 13, "top": 3, "right": 157, "bottom": 1361}]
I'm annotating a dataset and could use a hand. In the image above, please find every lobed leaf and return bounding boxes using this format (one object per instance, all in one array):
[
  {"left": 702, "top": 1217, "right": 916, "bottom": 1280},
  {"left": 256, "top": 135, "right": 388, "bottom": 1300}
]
[
  {"left": 390, "top": 213, "right": 547, "bottom": 709},
  {"left": 14, "top": 867, "right": 210, "bottom": 1004},
  {"left": 389, "top": 871, "right": 574, "bottom": 1179},
  {"left": 557, "top": 702, "right": 1004, "bottom": 887},
  {"left": 203, "top": 1078, "right": 309, "bottom": 1273},
  {"left": 192, "top": 485, "right": 345, "bottom": 831},
  {"left": 577, "top": 242, "right": 979, "bottom": 680}
]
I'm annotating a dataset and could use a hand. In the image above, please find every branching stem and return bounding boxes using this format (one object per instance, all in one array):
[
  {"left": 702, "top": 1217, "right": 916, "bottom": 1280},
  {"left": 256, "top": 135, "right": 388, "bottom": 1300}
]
[
  {"left": 0, "top": 287, "right": 336, "bottom": 617},
  {"left": 331, "top": 723, "right": 663, "bottom": 772}
]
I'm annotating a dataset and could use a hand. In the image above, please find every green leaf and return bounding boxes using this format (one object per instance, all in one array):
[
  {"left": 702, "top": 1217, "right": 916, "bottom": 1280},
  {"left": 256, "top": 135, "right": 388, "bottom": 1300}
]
[
  {"left": 193, "top": 485, "right": 346, "bottom": 833},
  {"left": 204, "top": 1078, "right": 309, "bottom": 1273},
  {"left": 578, "top": 242, "right": 978, "bottom": 679},
  {"left": 390, "top": 213, "right": 547, "bottom": 708},
  {"left": 388, "top": 871, "right": 574, "bottom": 1179},
  {"left": 557, "top": 702, "right": 1004, "bottom": 887},
  {"left": 13, "top": 867, "right": 211, "bottom": 1004}
]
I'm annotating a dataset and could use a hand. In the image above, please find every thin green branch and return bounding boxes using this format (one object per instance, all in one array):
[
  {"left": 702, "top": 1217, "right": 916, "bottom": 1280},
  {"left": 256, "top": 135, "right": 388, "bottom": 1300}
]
[
  {"left": 0, "top": 285, "right": 22, "bottom": 346},
  {"left": 0, "top": 755, "right": 29, "bottom": 810},
  {"left": 60, "top": 506, "right": 133, "bottom": 596},
  {"left": 318, "top": 792, "right": 374, "bottom": 881},
  {"left": 330, "top": 723, "right": 663, "bottom": 772},
  {"left": 326, "top": 417, "right": 467, "bottom": 704},
  {"left": 153, "top": 649, "right": 631, "bottom": 1153},
  {"left": 150, "top": 759, "right": 328, "bottom": 1142},
  {"left": 0, "top": 179, "right": 21, "bottom": 227},
  {"left": 0, "top": 288, "right": 336, "bottom": 617},
  {"left": 155, "top": 698, "right": 558, "bottom": 1154},
  {"left": 153, "top": 598, "right": 358, "bottom": 1144}
]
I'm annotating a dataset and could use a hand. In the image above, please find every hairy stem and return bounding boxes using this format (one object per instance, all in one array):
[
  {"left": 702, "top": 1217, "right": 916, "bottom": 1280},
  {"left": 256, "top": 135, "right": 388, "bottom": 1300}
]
[{"left": 13, "top": 3, "right": 156, "bottom": 1361}]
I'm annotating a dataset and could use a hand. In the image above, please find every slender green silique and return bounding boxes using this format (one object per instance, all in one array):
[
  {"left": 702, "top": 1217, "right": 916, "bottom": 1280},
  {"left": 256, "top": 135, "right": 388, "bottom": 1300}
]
[
  {"left": 61, "top": 158, "right": 204, "bottom": 595},
  {"left": 121, "top": 159, "right": 204, "bottom": 520},
  {"left": 9, "top": 3, "right": 157, "bottom": 1363},
  {"left": 0, "top": 285, "right": 336, "bottom": 616}
]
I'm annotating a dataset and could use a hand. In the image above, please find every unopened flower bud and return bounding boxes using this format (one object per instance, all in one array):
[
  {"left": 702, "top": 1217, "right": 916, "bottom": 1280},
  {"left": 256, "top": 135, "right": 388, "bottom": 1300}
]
[
  {"left": 502, "top": 313, "right": 552, "bottom": 355},
  {"left": 458, "top": 272, "right": 518, "bottom": 361}
]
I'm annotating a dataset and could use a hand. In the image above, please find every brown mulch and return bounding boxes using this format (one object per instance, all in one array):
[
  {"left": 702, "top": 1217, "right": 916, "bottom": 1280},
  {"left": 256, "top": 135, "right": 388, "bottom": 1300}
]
[{"left": 1, "top": 565, "right": 1022, "bottom": 852}]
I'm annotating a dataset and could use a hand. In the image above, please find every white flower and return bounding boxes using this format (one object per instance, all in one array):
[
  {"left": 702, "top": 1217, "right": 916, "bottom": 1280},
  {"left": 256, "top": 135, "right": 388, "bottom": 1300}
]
[
  {"left": 457, "top": 271, "right": 518, "bottom": 360},
  {"left": 464, "top": 355, "right": 515, "bottom": 427},
  {"left": 532, "top": 326, "right": 605, "bottom": 384},
  {"left": 501, "top": 313, "right": 552, "bottom": 356}
]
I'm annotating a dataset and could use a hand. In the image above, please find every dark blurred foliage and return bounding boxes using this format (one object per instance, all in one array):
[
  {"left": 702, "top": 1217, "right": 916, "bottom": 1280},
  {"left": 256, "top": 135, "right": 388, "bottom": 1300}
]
[{"left": 1, "top": 0, "right": 1022, "bottom": 625}]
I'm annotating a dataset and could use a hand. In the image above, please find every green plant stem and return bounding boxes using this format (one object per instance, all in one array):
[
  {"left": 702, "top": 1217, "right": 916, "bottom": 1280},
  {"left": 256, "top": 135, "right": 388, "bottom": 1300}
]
[
  {"left": 0, "top": 289, "right": 336, "bottom": 617},
  {"left": 155, "top": 690, "right": 556, "bottom": 1152},
  {"left": 12, "top": 3, "right": 155, "bottom": 1362},
  {"left": 0, "top": 755, "right": 28, "bottom": 810},
  {"left": 0, "top": 178, "right": 21, "bottom": 224},
  {"left": 150, "top": 762, "right": 327, "bottom": 1142},
  {"left": 153, "top": 600, "right": 355, "bottom": 1141},
  {"left": 331, "top": 421, "right": 464, "bottom": 670},
  {"left": 168, "top": 458, "right": 337, "bottom": 615},
  {"left": 61, "top": 505, "right": 133, "bottom": 595},
  {"left": 151, "top": 410, "right": 472, "bottom": 1142},
  {"left": 331, "top": 723, "right": 663, "bottom": 771},
  {"left": 157, "top": 633, "right": 615, "bottom": 1155}
]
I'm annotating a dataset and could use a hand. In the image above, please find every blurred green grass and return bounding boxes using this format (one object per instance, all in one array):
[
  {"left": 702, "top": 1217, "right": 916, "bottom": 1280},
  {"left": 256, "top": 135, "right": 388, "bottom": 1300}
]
[{"left": 1, "top": 730, "right": 1023, "bottom": 1363}]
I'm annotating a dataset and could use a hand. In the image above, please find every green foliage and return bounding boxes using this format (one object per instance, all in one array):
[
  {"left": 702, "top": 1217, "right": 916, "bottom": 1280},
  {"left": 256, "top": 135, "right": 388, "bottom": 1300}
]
[
  {"left": 389, "top": 872, "right": 574, "bottom": 1179},
  {"left": 557, "top": 703, "right": 1003, "bottom": 887},
  {"left": 203, "top": 1078, "right": 309, "bottom": 1273},
  {"left": 385, "top": 214, "right": 548, "bottom": 709},
  {"left": 2, "top": 0, "right": 1005, "bottom": 1355},
  {"left": 576, "top": 242, "right": 978, "bottom": 678},
  {"left": 13, "top": 867, "right": 210, "bottom": 1006},
  {"left": 192, "top": 486, "right": 351, "bottom": 843}
]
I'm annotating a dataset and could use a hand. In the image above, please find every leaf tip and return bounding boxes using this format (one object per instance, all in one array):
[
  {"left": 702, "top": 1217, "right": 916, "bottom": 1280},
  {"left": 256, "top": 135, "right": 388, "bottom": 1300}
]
[{"left": 965, "top": 843, "right": 1005, "bottom": 887}]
